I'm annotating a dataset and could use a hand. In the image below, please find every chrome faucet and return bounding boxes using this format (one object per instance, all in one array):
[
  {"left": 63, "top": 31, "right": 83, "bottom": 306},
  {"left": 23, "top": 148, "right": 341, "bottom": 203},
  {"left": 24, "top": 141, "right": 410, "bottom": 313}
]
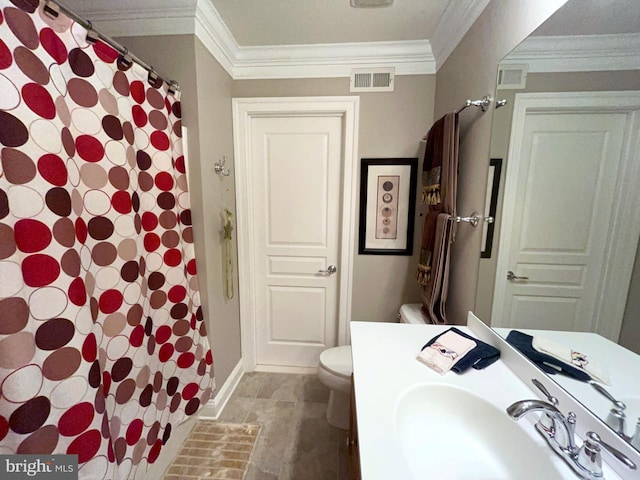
[
  {"left": 507, "top": 399, "right": 636, "bottom": 479},
  {"left": 507, "top": 399, "right": 578, "bottom": 454}
]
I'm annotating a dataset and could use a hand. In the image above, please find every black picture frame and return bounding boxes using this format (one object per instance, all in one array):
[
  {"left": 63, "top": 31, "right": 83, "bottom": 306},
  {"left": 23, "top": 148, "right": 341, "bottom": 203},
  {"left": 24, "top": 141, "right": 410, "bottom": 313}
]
[
  {"left": 481, "top": 158, "right": 502, "bottom": 258},
  {"left": 358, "top": 158, "right": 418, "bottom": 255}
]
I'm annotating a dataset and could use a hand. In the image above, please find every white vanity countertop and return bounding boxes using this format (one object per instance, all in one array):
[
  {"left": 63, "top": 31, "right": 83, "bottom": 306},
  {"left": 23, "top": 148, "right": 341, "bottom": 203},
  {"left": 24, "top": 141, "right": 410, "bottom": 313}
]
[{"left": 350, "top": 321, "right": 624, "bottom": 480}]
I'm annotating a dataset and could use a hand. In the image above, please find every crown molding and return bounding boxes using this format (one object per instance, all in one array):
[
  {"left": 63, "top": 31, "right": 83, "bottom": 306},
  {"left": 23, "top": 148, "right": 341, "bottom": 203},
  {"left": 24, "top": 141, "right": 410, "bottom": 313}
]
[
  {"left": 193, "top": 0, "right": 237, "bottom": 76},
  {"left": 503, "top": 33, "right": 640, "bottom": 73},
  {"left": 230, "top": 40, "right": 435, "bottom": 79},
  {"left": 430, "top": 0, "right": 491, "bottom": 69},
  {"left": 72, "top": 4, "right": 198, "bottom": 38}
]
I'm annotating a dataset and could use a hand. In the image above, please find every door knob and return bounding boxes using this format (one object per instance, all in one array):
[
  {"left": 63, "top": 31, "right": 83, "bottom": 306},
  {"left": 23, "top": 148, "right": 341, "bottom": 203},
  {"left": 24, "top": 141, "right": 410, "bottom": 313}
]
[
  {"left": 507, "top": 270, "right": 529, "bottom": 281},
  {"left": 318, "top": 265, "right": 337, "bottom": 275}
]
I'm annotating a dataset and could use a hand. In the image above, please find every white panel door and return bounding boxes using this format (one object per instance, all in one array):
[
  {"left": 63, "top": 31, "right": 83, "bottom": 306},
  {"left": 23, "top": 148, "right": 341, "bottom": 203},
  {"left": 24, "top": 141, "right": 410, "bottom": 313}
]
[
  {"left": 250, "top": 115, "right": 343, "bottom": 368},
  {"left": 493, "top": 98, "right": 637, "bottom": 334}
]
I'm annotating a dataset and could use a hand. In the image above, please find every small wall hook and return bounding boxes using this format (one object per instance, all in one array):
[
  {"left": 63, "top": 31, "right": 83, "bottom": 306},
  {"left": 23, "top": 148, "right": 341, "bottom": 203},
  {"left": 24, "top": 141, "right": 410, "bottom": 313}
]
[{"left": 214, "top": 156, "right": 231, "bottom": 176}]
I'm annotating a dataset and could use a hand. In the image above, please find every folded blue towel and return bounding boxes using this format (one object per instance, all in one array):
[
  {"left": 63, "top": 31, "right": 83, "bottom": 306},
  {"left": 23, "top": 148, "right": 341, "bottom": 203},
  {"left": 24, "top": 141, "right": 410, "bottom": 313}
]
[
  {"left": 505, "top": 330, "right": 592, "bottom": 382},
  {"left": 421, "top": 327, "right": 500, "bottom": 373}
]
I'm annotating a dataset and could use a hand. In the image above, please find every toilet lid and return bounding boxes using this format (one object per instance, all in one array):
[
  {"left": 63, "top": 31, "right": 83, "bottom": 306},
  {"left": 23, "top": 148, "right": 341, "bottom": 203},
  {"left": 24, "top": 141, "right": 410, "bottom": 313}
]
[{"left": 319, "top": 345, "right": 352, "bottom": 379}]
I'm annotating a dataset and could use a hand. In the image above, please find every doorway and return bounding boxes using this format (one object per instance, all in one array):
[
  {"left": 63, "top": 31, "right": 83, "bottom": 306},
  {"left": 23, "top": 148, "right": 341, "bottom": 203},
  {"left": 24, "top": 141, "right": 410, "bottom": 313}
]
[{"left": 233, "top": 97, "right": 359, "bottom": 371}]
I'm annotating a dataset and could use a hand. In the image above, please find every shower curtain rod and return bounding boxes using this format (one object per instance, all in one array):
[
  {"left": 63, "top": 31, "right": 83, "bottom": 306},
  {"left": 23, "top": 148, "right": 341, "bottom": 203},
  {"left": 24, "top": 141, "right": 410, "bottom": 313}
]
[
  {"left": 420, "top": 95, "right": 492, "bottom": 142},
  {"left": 46, "top": 0, "right": 179, "bottom": 92}
]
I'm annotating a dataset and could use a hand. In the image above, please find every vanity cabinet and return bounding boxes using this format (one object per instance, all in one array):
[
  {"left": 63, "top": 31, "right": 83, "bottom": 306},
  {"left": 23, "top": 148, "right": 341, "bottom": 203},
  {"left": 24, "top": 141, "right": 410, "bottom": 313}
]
[{"left": 348, "top": 375, "right": 361, "bottom": 480}]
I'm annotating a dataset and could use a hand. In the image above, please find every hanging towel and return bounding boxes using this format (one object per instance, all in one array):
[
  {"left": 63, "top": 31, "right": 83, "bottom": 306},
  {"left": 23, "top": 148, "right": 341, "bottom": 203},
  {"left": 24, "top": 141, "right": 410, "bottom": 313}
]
[
  {"left": 506, "top": 331, "right": 592, "bottom": 382},
  {"left": 420, "top": 327, "right": 501, "bottom": 373},
  {"left": 421, "top": 213, "right": 454, "bottom": 324},
  {"left": 416, "top": 112, "right": 459, "bottom": 324},
  {"left": 417, "top": 329, "right": 477, "bottom": 375},
  {"left": 420, "top": 113, "right": 459, "bottom": 212},
  {"left": 532, "top": 336, "right": 611, "bottom": 385}
]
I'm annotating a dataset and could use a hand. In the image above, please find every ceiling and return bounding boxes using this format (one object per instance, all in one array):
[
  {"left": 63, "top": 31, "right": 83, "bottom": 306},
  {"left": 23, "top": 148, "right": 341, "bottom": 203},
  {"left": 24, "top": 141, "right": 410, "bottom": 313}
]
[
  {"left": 532, "top": 0, "right": 640, "bottom": 36},
  {"left": 209, "top": 0, "right": 448, "bottom": 46},
  {"left": 57, "top": 0, "right": 640, "bottom": 79},
  {"left": 505, "top": 0, "right": 640, "bottom": 73}
]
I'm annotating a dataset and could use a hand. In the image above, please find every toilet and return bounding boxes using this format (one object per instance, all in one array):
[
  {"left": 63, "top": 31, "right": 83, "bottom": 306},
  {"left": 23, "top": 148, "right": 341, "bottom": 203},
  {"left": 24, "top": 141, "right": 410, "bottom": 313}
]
[{"left": 317, "top": 304, "right": 426, "bottom": 429}]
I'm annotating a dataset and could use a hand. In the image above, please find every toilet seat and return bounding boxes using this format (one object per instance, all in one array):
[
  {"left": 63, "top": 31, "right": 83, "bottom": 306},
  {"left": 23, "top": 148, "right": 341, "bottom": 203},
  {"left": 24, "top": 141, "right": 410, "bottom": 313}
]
[
  {"left": 319, "top": 345, "right": 352, "bottom": 379},
  {"left": 317, "top": 345, "right": 353, "bottom": 429}
]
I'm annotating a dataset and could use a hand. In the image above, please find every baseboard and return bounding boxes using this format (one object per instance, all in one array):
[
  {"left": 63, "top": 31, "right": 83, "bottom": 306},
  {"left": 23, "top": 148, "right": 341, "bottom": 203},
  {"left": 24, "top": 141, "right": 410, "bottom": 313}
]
[
  {"left": 254, "top": 365, "right": 318, "bottom": 374},
  {"left": 199, "top": 359, "right": 244, "bottom": 419}
]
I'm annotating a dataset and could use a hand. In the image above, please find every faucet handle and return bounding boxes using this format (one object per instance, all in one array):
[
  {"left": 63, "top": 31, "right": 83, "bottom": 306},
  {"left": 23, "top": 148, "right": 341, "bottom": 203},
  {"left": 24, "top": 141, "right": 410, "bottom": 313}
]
[
  {"left": 578, "top": 432, "right": 637, "bottom": 473},
  {"left": 566, "top": 412, "right": 577, "bottom": 452},
  {"left": 577, "top": 432, "right": 603, "bottom": 477},
  {"left": 532, "top": 378, "right": 559, "bottom": 406},
  {"left": 606, "top": 407, "right": 628, "bottom": 438},
  {"left": 631, "top": 418, "right": 640, "bottom": 450}
]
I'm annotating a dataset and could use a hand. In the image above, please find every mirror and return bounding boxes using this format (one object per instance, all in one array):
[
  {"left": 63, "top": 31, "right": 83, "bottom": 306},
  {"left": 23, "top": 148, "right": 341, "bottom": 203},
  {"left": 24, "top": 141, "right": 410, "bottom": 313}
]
[{"left": 478, "top": 0, "right": 640, "bottom": 450}]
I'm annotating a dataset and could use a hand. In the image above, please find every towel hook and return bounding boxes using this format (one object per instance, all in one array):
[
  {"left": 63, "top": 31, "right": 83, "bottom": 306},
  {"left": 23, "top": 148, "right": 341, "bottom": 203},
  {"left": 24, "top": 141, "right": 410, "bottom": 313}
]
[{"left": 214, "top": 156, "right": 231, "bottom": 176}]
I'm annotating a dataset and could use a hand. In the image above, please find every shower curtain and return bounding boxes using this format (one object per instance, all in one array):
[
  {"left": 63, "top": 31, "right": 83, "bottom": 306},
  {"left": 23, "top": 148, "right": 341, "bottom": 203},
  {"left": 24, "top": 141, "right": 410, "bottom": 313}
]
[{"left": 0, "top": 1, "right": 214, "bottom": 478}]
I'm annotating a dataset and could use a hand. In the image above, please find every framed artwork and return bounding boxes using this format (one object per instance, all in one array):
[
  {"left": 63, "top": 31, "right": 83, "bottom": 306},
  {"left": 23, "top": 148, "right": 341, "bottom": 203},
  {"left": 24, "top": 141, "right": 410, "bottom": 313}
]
[
  {"left": 358, "top": 158, "right": 418, "bottom": 255},
  {"left": 481, "top": 158, "right": 502, "bottom": 258}
]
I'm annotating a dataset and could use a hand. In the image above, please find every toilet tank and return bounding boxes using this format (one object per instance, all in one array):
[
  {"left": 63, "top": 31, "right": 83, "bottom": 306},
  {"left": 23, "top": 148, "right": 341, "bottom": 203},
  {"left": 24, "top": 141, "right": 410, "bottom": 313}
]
[{"left": 399, "top": 303, "right": 428, "bottom": 324}]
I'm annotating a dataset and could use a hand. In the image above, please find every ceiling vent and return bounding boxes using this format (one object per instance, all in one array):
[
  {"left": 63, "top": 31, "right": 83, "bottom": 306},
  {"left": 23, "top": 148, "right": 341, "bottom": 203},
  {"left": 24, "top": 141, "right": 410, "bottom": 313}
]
[
  {"left": 350, "top": 68, "right": 395, "bottom": 92},
  {"left": 497, "top": 64, "right": 528, "bottom": 89}
]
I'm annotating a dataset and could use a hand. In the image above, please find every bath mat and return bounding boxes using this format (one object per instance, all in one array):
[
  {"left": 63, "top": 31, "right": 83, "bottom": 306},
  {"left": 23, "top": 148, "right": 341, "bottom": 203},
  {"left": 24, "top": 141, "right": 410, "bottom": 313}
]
[{"left": 162, "top": 420, "right": 261, "bottom": 479}]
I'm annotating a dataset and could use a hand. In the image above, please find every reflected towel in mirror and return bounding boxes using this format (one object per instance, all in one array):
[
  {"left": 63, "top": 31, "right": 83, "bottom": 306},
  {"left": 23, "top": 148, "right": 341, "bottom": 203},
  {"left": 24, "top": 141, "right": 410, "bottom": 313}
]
[
  {"left": 532, "top": 336, "right": 610, "bottom": 385},
  {"left": 506, "top": 330, "right": 592, "bottom": 382}
]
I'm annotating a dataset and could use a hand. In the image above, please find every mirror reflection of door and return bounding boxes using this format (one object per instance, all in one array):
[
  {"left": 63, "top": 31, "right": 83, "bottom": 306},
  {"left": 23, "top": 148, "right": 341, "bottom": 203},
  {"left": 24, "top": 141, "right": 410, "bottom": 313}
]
[{"left": 491, "top": 91, "right": 640, "bottom": 341}]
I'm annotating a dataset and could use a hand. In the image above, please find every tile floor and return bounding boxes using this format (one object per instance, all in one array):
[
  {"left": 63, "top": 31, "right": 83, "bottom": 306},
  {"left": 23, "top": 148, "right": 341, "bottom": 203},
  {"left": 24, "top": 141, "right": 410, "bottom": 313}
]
[{"left": 217, "top": 372, "right": 349, "bottom": 480}]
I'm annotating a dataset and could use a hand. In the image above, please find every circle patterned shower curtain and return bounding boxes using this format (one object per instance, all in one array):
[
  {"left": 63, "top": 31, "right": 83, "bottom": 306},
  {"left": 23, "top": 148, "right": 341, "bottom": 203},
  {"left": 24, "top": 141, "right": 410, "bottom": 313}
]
[{"left": 0, "top": 1, "right": 215, "bottom": 478}]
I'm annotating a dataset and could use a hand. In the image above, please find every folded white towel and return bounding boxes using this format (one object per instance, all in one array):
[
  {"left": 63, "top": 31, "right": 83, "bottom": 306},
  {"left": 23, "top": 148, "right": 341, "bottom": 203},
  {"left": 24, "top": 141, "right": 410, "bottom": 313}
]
[
  {"left": 417, "top": 330, "right": 477, "bottom": 375},
  {"left": 532, "top": 336, "right": 611, "bottom": 385}
]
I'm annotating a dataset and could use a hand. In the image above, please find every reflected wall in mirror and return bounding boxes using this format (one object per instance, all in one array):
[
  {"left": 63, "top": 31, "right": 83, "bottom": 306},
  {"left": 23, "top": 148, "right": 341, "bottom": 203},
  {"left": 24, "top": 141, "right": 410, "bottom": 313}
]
[{"left": 476, "top": 0, "right": 640, "bottom": 453}]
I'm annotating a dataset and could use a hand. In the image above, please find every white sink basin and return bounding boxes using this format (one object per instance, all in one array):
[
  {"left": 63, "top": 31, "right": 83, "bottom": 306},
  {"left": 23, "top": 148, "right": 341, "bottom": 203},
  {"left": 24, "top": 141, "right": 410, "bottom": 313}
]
[{"left": 395, "top": 383, "right": 565, "bottom": 480}]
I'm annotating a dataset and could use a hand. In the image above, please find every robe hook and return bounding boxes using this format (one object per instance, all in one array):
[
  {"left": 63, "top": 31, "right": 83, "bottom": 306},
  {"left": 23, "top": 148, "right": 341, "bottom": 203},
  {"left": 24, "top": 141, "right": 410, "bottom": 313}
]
[{"left": 214, "top": 156, "right": 231, "bottom": 176}]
